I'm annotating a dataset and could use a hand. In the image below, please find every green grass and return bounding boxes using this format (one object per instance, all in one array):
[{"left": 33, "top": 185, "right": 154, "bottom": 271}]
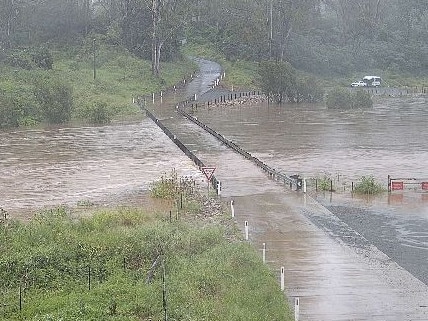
[
  {"left": 0, "top": 199, "right": 292, "bottom": 321},
  {"left": 0, "top": 41, "right": 198, "bottom": 126}
]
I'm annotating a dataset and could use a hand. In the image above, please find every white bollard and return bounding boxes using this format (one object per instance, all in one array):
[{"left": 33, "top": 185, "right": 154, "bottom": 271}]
[
  {"left": 152, "top": 92, "right": 155, "bottom": 104},
  {"left": 217, "top": 181, "right": 221, "bottom": 196},
  {"left": 230, "top": 200, "right": 235, "bottom": 218},
  {"left": 194, "top": 93, "right": 197, "bottom": 101},
  {"left": 280, "top": 266, "right": 285, "bottom": 291},
  {"left": 244, "top": 221, "right": 249, "bottom": 241},
  {"left": 294, "top": 297, "right": 300, "bottom": 321},
  {"left": 262, "top": 243, "right": 266, "bottom": 264},
  {"left": 303, "top": 179, "right": 307, "bottom": 193}
]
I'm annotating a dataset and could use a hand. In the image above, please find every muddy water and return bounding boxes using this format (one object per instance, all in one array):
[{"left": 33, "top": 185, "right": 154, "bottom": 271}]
[
  {"left": 2, "top": 55, "right": 428, "bottom": 319},
  {"left": 159, "top": 93, "right": 428, "bottom": 320},
  {"left": 0, "top": 120, "right": 203, "bottom": 216},
  {"left": 197, "top": 97, "right": 428, "bottom": 184}
]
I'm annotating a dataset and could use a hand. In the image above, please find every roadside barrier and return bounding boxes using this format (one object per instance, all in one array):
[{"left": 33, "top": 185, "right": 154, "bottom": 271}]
[
  {"left": 354, "top": 86, "right": 428, "bottom": 96},
  {"left": 143, "top": 108, "right": 219, "bottom": 192},
  {"left": 175, "top": 103, "right": 302, "bottom": 190},
  {"left": 388, "top": 175, "right": 428, "bottom": 192}
]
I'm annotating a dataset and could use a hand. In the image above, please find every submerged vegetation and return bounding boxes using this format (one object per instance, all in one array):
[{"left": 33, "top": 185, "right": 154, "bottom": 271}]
[
  {"left": 326, "top": 87, "right": 373, "bottom": 109},
  {"left": 0, "top": 174, "right": 293, "bottom": 321},
  {"left": 353, "top": 176, "right": 385, "bottom": 195}
]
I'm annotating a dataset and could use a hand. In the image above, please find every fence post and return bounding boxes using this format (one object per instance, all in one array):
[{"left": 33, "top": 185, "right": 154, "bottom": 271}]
[
  {"left": 88, "top": 265, "right": 91, "bottom": 290},
  {"left": 19, "top": 284, "right": 22, "bottom": 311}
]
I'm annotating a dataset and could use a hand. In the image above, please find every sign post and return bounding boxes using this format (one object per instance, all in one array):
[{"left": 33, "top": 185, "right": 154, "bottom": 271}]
[{"left": 201, "top": 167, "right": 216, "bottom": 195}]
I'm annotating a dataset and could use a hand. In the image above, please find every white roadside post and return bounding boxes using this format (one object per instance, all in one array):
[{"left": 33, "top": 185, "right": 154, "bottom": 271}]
[
  {"left": 244, "top": 221, "right": 249, "bottom": 241},
  {"left": 230, "top": 200, "right": 235, "bottom": 218},
  {"left": 294, "top": 297, "right": 300, "bottom": 321},
  {"left": 280, "top": 266, "right": 285, "bottom": 291},
  {"left": 152, "top": 92, "right": 155, "bottom": 104},
  {"left": 217, "top": 181, "right": 221, "bottom": 196},
  {"left": 262, "top": 243, "right": 266, "bottom": 264},
  {"left": 303, "top": 178, "right": 307, "bottom": 193}
]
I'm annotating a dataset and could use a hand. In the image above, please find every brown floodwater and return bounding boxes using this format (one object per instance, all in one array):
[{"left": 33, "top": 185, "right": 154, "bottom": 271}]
[
  {"left": 0, "top": 120, "right": 203, "bottom": 216},
  {"left": 2, "top": 56, "right": 428, "bottom": 319}
]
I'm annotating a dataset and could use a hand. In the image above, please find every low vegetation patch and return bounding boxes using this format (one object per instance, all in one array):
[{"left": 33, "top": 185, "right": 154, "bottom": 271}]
[
  {"left": 326, "top": 87, "right": 373, "bottom": 109},
  {"left": 353, "top": 176, "right": 385, "bottom": 195},
  {"left": 0, "top": 174, "right": 293, "bottom": 321}
]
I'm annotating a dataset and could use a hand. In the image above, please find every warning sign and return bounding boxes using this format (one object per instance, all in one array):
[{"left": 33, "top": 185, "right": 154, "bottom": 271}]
[
  {"left": 201, "top": 167, "right": 216, "bottom": 180},
  {"left": 391, "top": 181, "right": 404, "bottom": 190}
]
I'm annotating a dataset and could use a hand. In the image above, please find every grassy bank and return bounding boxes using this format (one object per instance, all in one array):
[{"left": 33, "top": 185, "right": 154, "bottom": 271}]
[
  {"left": 0, "top": 188, "right": 293, "bottom": 320},
  {"left": 0, "top": 38, "right": 198, "bottom": 127}
]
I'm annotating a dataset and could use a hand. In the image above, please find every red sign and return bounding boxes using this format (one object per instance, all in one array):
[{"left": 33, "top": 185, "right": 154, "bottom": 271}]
[
  {"left": 391, "top": 181, "right": 404, "bottom": 190},
  {"left": 201, "top": 167, "right": 216, "bottom": 180},
  {"left": 422, "top": 182, "right": 428, "bottom": 190}
]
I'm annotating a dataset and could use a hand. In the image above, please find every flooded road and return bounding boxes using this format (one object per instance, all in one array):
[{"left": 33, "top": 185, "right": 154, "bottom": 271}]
[{"left": 2, "top": 56, "right": 428, "bottom": 319}]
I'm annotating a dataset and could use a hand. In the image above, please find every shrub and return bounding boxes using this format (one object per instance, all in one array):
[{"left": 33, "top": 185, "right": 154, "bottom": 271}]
[
  {"left": 6, "top": 50, "right": 35, "bottom": 70},
  {"left": 354, "top": 176, "right": 385, "bottom": 194},
  {"left": 325, "top": 87, "right": 352, "bottom": 109},
  {"left": 326, "top": 87, "right": 373, "bottom": 109},
  {"left": 34, "top": 77, "right": 74, "bottom": 123},
  {"left": 316, "top": 175, "right": 333, "bottom": 191},
  {"left": 81, "top": 101, "right": 111, "bottom": 125},
  {"left": 32, "top": 48, "right": 54, "bottom": 70},
  {"left": 0, "top": 95, "right": 20, "bottom": 128},
  {"left": 351, "top": 89, "right": 373, "bottom": 109}
]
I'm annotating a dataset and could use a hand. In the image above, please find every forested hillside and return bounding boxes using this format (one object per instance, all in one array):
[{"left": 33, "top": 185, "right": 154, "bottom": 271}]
[{"left": 1, "top": 0, "right": 427, "bottom": 76}]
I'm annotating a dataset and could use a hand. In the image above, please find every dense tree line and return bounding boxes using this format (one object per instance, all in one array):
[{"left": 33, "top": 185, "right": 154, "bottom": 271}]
[
  {"left": 1, "top": 0, "right": 427, "bottom": 77},
  {"left": 192, "top": 0, "right": 428, "bottom": 75}
]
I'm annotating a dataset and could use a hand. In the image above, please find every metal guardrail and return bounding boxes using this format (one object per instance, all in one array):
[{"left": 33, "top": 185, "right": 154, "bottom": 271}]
[
  {"left": 140, "top": 67, "right": 302, "bottom": 193},
  {"left": 175, "top": 104, "right": 302, "bottom": 190},
  {"left": 143, "top": 107, "right": 220, "bottom": 192}
]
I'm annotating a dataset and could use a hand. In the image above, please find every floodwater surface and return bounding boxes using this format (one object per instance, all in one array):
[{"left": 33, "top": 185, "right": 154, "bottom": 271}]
[
  {"left": 0, "top": 120, "right": 203, "bottom": 215},
  {"left": 2, "top": 56, "right": 428, "bottom": 320}
]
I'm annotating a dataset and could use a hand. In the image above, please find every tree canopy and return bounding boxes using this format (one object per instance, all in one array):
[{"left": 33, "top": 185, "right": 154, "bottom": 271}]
[{"left": 0, "top": 0, "right": 427, "bottom": 77}]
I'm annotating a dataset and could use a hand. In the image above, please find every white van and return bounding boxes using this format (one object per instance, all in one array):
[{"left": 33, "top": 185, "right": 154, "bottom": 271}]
[{"left": 363, "top": 76, "right": 382, "bottom": 87}]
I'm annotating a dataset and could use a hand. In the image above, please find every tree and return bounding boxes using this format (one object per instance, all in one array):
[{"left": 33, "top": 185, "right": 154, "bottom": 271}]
[
  {"left": 258, "top": 60, "right": 296, "bottom": 103},
  {"left": 149, "top": 0, "right": 193, "bottom": 76},
  {"left": 271, "top": 0, "right": 322, "bottom": 61}
]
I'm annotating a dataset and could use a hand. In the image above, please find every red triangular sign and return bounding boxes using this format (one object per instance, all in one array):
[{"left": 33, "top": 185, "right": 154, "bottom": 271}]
[{"left": 201, "top": 167, "right": 216, "bottom": 180}]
